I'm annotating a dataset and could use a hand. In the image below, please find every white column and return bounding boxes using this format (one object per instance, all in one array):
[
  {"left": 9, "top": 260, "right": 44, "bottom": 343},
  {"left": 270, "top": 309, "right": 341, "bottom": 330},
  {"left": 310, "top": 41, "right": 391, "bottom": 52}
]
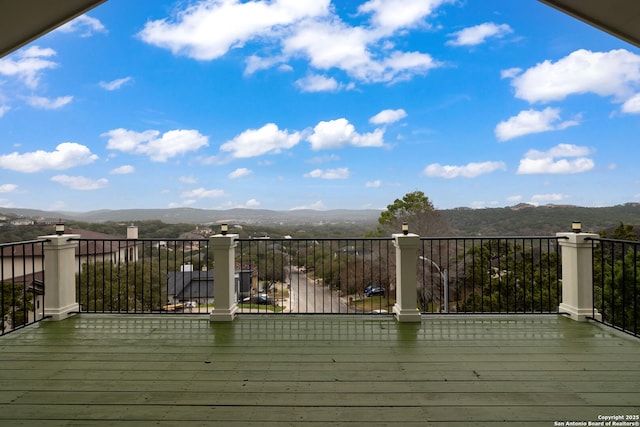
[
  {"left": 557, "top": 232, "right": 601, "bottom": 322},
  {"left": 127, "top": 225, "right": 139, "bottom": 262},
  {"left": 38, "top": 234, "right": 81, "bottom": 321},
  {"left": 210, "top": 234, "right": 239, "bottom": 322},
  {"left": 393, "top": 233, "right": 422, "bottom": 323}
]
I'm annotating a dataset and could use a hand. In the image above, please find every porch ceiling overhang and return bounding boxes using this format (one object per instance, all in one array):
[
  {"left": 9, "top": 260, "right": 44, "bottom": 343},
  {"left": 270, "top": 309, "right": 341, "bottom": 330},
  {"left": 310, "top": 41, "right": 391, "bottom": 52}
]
[
  {"left": 0, "top": 0, "right": 107, "bottom": 59},
  {"left": 0, "top": 1, "right": 637, "bottom": 60},
  {"left": 539, "top": 0, "right": 640, "bottom": 48}
]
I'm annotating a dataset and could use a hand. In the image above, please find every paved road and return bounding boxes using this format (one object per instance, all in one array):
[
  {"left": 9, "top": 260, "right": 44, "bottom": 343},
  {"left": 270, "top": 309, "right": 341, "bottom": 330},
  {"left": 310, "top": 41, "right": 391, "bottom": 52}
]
[{"left": 287, "top": 267, "right": 349, "bottom": 313}]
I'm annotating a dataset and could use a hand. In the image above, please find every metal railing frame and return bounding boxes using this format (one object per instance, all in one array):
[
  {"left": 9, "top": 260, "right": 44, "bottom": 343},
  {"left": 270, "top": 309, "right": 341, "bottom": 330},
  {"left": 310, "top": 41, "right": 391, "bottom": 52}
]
[
  {"left": 419, "top": 237, "right": 562, "bottom": 314},
  {"left": 71, "top": 236, "right": 564, "bottom": 316},
  {"left": 589, "top": 237, "right": 639, "bottom": 337},
  {"left": 0, "top": 239, "right": 46, "bottom": 335}
]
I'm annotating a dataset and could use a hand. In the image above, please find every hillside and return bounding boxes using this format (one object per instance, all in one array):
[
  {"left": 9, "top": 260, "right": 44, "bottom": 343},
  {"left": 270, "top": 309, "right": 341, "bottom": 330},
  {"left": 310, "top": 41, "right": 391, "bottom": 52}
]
[
  {"left": 2, "top": 203, "right": 640, "bottom": 237},
  {"left": 443, "top": 203, "right": 640, "bottom": 236}
]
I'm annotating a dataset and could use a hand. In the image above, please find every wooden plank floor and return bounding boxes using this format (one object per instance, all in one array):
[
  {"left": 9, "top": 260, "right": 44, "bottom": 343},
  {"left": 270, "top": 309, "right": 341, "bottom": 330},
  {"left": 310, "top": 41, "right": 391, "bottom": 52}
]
[{"left": 0, "top": 314, "right": 639, "bottom": 426}]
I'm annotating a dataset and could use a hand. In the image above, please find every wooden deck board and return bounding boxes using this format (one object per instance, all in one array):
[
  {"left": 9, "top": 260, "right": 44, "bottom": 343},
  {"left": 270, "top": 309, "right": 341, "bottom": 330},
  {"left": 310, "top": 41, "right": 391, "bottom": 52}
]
[{"left": 0, "top": 314, "right": 638, "bottom": 425}]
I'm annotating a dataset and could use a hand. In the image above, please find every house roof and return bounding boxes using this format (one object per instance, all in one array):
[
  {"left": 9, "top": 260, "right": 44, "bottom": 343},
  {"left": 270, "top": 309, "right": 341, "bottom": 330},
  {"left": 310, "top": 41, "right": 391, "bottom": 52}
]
[
  {"left": 539, "top": 0, "right": 640, "bottom": 48},
  {"left": 0, "top": 0, "right": 107, "bottom": 58},
  {"left": 1, "top": 228, "right": 137, "bottom": 257},
  {"left": 167, "top": 271, "right": 215, "bottom": 301},
  {"left": 69, "top": 228, "right": 139, "bottom": 256}
]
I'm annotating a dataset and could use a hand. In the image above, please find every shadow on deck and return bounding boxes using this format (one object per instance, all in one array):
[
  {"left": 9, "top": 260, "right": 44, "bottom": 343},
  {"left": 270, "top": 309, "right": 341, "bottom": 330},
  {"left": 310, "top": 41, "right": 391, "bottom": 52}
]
[{"left": 0, "top": 315, "right": 639, "bottom": 426}]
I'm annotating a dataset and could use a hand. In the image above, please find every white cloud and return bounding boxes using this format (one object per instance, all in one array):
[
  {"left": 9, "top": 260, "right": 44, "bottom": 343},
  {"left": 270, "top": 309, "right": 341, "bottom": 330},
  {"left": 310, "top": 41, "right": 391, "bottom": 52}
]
[
  {"left": 0, "top": 142, "right": 98, "bottom": 173},
  {"left": 244, "top": 198, "right": 261, "bottom": 208},
  {"left": 179, "top": 176, "right": 198, "bottom": 184},
  {"left": 139, "top": 0, "right": 443, "bottom": 86},
  {"left": 517, "top": 143, "right": 595, "bottom": 174},
  {"left": 369, "top": 108, "right": 407, "bottom": 124},
  {"left": 423, "top": 161, "right": 506, "bottom": 178},
  {"left": 501, "top": 67, "right": 521, "bottom": 79},
  {"left": 308, "top": 154, "right": 340, "bottom": 164},
  {"left": 285, "top": 19, "right": 440, "bottom": 83},
  {"left": 304, "top": 168, "right": 350, "bottom": 179},
  {"left": 228, "top": 168, "right": 252, "bottom": 179},
  {"left": 99, "top": 77, "right": 132, "bottom": 91},
  {"left": 292, "top": 18, "right": 441, "bottom": 83},
  {"left": 506, "top": 49, "right": 640, "bottom": 103},
  {"left": 51, "top": 175, "right": 108, "bottom": 190},
  {"left": 358, "top": 0, "right": 450, "bottom": 32},
  {"left": 365, "top": 180, "right": 382, "bottom": 188},
  {"left": 0, "top": 184, "right": 17, "bottom": 193},
  {"left": 138, "top": 0, "right": 330, "bottom": 60},
  {"left": 0, "top": 199, "right": 15, "bottom": 208},
  {"left": 622, "top": 93, "right": 640, "bottom": 114},
  {"left": 245, "top": 54, "right": 287, "bottom": 75},
  {"left": 169, "top": 200, "right": 197, "bottom": 208},
  {"left": 109, "top": 165, "right": 135, "bottom": 175},
  {"left": 307, "top": 118, "right": 385, "bottom": 150},
  {"left": 181, "top": 187, "right": 226, "bottom": 198},
  {"left": 220, "top": 123, "right": 301, "bottom": 158},
  {"left": 447, "top": 22, "right": 512, "bottom": 47},
  {"left": 530, "top": 193, "right": 568, "bottom": 204},
  {"left": 495, "top": 107, "right": 580, "bottom": 141},
  {"left": 506, "top": 195, "right": 523, "bottom": 203},
  {"left": 57, "top": 14, "right": 106, "bottom": 37},
  {"left": 103, "top": 128, "right": 209, "bottom": 162},
  {"left": 0, "top": 46, "right": 58, "bottom": 89},
  {"left": 0, "top": 105, "right": 9, "bottom": 117},
  {"left": 295, "top": 74, "right": 340, "bottom": 92},
  {"left": 26, "top": 95, "right": 73, "bottom": 110},
  {"left": 290, "top": 200, "right": 327, "bottom": 210}
]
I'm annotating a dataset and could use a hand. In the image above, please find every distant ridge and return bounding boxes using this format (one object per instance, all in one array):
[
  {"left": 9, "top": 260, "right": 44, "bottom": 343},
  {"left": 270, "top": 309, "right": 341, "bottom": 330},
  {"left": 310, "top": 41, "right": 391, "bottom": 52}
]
[
  {"left": 3, "top": 203, "right": 640, "bottom": 236},
  {"left": 0, "top": 207, "right": 382, "bottom": 226}
]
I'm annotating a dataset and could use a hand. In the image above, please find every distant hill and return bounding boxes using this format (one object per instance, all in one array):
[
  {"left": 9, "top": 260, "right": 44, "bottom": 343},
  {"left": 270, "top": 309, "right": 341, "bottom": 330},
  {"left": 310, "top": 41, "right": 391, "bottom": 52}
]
[
  {"left": 0, "top": 207, "right": 382, "bottom": 226},
  {"left": 442, "top": 203, "right": 640, "bottom": 236},
  {"left": 2, "top": 203, "right": 640, "bottom": 236}
]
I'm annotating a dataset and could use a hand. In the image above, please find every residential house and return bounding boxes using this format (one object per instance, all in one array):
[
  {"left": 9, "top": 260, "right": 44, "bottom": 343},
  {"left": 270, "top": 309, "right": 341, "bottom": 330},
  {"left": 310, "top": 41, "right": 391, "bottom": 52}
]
[{"left": 166, "top": 266, "right": 253, "bottom": 307}]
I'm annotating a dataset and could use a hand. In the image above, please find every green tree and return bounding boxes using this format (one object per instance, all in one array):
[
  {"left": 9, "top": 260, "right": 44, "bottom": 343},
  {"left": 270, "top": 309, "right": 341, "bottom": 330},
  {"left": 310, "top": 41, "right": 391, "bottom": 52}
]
[
  {"left": 77, "top": 259, "right": 168, "bottom": 312},
  {"left": 374, "top": 191, "right": 450, "bottom": 237},
  {"left": 592, "top": 237, "right": 640, "bottom": 335},
  {"left": 1, "top": 282, "right": 33, "bottom": 332},
  {"left": 458, "top": 239, "right": 560, "bottom": 313},
  {"left": 606, "top": 222, "right": 638, "bottom": 241}
]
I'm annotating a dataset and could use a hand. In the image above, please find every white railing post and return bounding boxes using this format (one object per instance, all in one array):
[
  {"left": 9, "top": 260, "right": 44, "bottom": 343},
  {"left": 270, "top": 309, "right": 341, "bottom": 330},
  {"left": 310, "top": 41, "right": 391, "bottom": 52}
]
[
  {"left": 39, "top": 234, "right": 81, "bottom": 321},
  {"left": 393, "top": 232, "right": 422, "bottom": 322},
  {"left": 557, "top": 231, "right": 601, "bottom": 322},
  {"left": 210, "top": 233, "right": 239, "bottom": 322}
]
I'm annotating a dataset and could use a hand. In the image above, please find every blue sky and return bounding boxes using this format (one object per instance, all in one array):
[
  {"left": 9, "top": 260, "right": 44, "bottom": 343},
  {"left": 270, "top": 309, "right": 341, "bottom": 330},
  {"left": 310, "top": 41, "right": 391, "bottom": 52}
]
[{"left": 1, "top": 0, "right": 639, "bottom": 213}]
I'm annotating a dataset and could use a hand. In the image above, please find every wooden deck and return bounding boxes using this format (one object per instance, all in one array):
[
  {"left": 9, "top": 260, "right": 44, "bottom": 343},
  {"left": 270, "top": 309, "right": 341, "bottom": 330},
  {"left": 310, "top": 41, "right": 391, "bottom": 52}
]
[{"left": 0, "top": 314, "right": 639, "bottom": 426}]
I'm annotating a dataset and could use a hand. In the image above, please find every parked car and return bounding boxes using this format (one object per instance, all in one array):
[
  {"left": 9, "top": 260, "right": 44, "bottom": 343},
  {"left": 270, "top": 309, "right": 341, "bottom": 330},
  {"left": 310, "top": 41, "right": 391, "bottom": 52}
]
[
  {"left": 364, "top": 285, "right": 385, "bottom": 297},
  {"left": 162, "top": 303, "right": 184, "bottom": 312},
  {"left": 242, "top": 293, "right": 275, "bottom": 305}
]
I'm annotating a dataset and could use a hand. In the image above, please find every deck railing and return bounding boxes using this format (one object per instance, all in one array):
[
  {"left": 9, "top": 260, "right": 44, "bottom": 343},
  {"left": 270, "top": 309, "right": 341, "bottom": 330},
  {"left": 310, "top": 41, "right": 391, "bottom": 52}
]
[
  {"left": 419, "top": 237, "right": 562, "bottom": 314},
  {"left": 72, "top": 236, "right": 562, "bottom": 316},
  {"left": 236, "top": 237, "right": 395, "bottom": 314},
  {"left": 75, "top": 238, "right": 212, "bottom": 314},
  {"left": 0, "top": 240, "right": 46, "bottom": 336},
  {"left": 590, "top": 238, "right": 640, "bottom": 337},
  {"left": 3, "top": 231, "right": 636, "bottom": 336}
]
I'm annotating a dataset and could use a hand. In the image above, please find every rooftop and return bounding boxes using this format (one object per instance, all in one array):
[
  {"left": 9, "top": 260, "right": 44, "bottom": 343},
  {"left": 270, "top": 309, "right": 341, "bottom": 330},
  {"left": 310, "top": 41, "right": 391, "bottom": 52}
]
[{"left": 0, "top": 314, "right": 638, "bottom": 425}]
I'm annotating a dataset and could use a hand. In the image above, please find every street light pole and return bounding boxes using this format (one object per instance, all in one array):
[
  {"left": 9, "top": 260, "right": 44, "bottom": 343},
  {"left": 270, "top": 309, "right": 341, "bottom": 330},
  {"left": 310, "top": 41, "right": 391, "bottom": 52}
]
[{"left": 419, "top": 256, "right": 449, "bottom": 313}]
